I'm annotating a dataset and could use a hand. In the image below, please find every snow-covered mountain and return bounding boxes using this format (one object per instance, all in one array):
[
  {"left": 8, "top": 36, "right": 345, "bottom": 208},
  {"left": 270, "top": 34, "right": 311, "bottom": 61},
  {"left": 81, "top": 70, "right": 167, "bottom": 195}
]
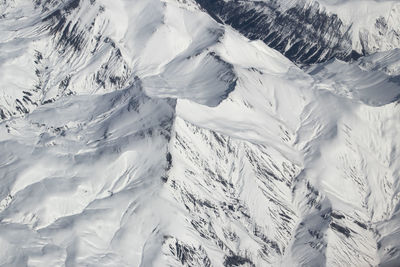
[
  {"left": 196, "top": 0, "right": 400, "bottom": 63},
  {"left": 0, "top": 0, "right": 399, "bottom": 266}
]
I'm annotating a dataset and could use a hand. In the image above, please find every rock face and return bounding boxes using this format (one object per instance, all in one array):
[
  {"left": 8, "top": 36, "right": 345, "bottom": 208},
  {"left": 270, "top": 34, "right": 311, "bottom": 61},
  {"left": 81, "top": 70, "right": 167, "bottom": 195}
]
[
  {"left": 0, "top": 0, "right": 399, "bottom": 266},
  {"left": 0, "top": 0, "right": 132, "bottom": 119},
  {"left": 195, "top": 0, "right": 357, "bottom": 64},
  {"left": 195, "top": 0, "right": 400, "bottom": 64}
]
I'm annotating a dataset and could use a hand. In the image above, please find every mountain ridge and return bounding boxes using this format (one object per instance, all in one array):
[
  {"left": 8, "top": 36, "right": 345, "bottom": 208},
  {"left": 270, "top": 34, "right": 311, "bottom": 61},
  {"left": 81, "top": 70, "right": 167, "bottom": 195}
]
[{"left": 0, "top": 0, "right": 399, "bottom": 266}]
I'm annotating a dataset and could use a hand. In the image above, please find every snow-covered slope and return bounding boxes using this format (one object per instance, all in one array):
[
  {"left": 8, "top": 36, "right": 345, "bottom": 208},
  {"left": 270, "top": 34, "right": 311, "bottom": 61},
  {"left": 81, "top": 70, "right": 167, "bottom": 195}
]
[
  {"left": 281, "top": 0, "right": 400, "bottom": 53},
  {"left": 196, "top": 0, "right": 400, "bottom": 63},
  {"left": 0, "top": 0, "right": 399, "bottom": 266},
  {"left": 300, "top": 0, "right": 400, "bottom": 54}
]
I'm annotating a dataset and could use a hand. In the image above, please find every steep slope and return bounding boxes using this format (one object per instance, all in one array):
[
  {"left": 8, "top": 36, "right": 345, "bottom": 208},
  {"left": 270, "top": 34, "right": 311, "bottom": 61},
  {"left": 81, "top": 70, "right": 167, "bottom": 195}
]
[
  {"left": 0, "top": 0, "right": 234, "bottom": 118},
  {"left": 167, "top": 33, "right": 400, "bottom": 266},
  {"left": 195, "top": 0, "right": 400, "bottom": 64},
  {"left": 0, "top": 0, "right": 399, "bottom": 266},
  {"left": 0, "top": 0, "right": 131, "bottom": 118}
]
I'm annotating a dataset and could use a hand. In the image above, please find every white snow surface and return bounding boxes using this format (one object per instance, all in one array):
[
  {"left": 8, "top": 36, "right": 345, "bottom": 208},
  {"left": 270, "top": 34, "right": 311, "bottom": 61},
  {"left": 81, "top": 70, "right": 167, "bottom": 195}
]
[
  {"left": 242, "top": 0, "right": 400, "bottom": 54},
  {"left": 304, "top": 0, "right": 400, "bottom": 53},
  {"left": 0, "top": 0, "right": 399, "bottom": 266}
]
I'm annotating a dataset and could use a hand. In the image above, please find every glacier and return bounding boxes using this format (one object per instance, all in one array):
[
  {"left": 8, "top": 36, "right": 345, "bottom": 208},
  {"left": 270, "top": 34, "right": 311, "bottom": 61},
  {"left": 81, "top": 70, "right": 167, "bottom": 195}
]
[{"left": 0, "top": 0, "right": 399, "bottom": 266}]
